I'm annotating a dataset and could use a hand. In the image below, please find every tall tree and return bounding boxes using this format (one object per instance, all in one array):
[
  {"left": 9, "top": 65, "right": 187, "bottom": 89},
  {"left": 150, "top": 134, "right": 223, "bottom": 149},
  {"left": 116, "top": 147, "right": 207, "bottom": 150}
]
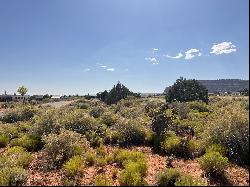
[
  {"left": 17, "top": 86, "right": 28, "bottom": 103},
  {"left": 97, "top": 82, "right": 138, "bottom": 105},
  {"left": 166, "top": 77, "right": 208, "bottom": 103}
]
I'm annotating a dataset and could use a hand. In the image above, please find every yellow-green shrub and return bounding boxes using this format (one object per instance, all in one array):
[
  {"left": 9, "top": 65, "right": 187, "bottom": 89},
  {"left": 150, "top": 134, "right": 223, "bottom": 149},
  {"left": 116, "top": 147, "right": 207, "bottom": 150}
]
[
  {"left": 160, "top": 131, "right": 182, "bottom": 155},
  {"left": 62, "top": 156, "right": 84, "bottom": 177},
  {"left": 0, "top": 134, "right": 9, "bottom": 148},
  {"left": 0, "top": 166, "right": 27, "bottom": 186},
  {"left": 174, "top": 174, "right": 207, "bottom": 186},
  {"left": 10, "top": 134, "right": 42, "bottom": 151},
  {"left": 94, "top": 174, "right": 111, "bottom": 186},
  {"left": 198, "top": 151, "right": 229, "bottom": 175},
  {"left": 156, "top": 168, "right": 181, "bottom": 186},
  {"left": 5, "top": 146, "right": 32, "bottom": 168},
  {"left": 119, "top": 161, "right": 147, "bottom": 186}
]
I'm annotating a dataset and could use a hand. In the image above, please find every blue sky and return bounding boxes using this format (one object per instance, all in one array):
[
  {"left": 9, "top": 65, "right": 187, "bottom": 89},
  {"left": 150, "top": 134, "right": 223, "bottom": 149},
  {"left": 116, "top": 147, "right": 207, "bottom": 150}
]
[{"left": 0, "top": 0, "right": 249, "bottom": 95}]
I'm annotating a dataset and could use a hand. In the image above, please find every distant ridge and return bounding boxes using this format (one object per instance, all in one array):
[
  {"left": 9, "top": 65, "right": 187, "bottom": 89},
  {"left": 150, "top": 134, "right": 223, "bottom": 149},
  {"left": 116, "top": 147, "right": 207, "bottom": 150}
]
[{"left": 164, "top": 79, "right": 249, "bottom": 94}]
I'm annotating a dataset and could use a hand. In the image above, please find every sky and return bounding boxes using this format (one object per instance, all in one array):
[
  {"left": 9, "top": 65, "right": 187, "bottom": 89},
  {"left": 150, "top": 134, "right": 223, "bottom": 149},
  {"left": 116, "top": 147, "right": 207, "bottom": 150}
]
[{"left": 0, "top": 0, "right": 249, "bottom": 95}]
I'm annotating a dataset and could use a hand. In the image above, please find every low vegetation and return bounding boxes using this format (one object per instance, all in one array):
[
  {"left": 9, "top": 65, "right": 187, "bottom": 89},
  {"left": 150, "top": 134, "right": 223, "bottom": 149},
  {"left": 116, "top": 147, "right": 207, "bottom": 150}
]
[{"left": 0, "top": 80, "right": 248, "bottom": 186}]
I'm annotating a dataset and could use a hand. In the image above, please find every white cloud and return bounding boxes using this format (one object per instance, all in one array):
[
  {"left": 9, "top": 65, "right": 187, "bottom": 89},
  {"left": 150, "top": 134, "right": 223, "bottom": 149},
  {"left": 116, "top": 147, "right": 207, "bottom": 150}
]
[
  {"left": 83, "top": 68, "right": 90, "bottom": 72},
  {"left": 101, "top": 65, "right": 107, "bottom": 68},
  {"left": 210, "top": 42, "right": 236, "bottom": 55},
  {"left": 184, "top": 48, "right": 202, "bottom": 60},
  {"left": 145, "top": 57, "right": 159, "bottom": 65},
  {"left": 106, "top": 68, "right": 115, "bottom": 71},
  {"left": 152, "top": 48, "right": 159, "bottom": 51},
  {"left": 164, "top": 52, "right": 183, "bottom": 59}
]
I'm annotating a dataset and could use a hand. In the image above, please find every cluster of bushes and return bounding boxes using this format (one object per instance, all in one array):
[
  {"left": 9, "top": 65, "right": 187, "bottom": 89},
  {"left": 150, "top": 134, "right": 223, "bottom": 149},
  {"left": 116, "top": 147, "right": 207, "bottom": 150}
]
[
  {"left": 156, "top": 168, "right": 207, "bottom": 186},
  {"left": 0, "top": 146, "right": 32, "bottom": 185},
  {"left": 113, "top": 150, "right": 148, "bottom": 186},
  {"left": 1, "top": 105, "right": 36, "bottom": 123}
]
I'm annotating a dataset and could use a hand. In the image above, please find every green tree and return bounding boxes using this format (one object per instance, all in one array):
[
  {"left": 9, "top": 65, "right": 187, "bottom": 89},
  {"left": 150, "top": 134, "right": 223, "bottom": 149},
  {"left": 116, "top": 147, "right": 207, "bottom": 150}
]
[
  {"left": 97, "top": 82, "right": 137, "bottom": 105},
  {"left": 17, "top": 86, "right": 28, "bottom": 103},
  {"left": 165, "top": 77, "right": 208, "bottom": 103}
]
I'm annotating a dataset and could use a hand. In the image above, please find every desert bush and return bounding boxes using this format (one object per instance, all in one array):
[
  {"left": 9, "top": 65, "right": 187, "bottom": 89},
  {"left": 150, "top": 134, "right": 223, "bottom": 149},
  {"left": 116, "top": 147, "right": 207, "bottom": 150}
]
[
  {"left": 169, "top": 102, "right": 190, "bottom": 120},
  {"left": 187, "top": 139, "right": 206, "bottom": 158},
  {"left": 30, "top": 109, "right": 64, "bottom": 137},
  {"left": 0, "top": 166, "right": 27, "bottom": 186},
  {"left": 0, "top": 124, "right": 20, "bottom": 140},
  {"left": 5, "top": 146, "right": 32, "bottom": 168},
  {"left": 10, "top": 134, "right": 42, "bottom": 151},
  {"left": 198, "top": 151, "right": 229, "bottom": 175},
  {"left": 62, "top": 110, "right": 99, "bottom": 135},
  {"left": 114, "top": 119, "right": 146, "bottom": 146},
  {"left": 84, "top": 150, "right": 97, "bottom": 166},
  {"left": 204, "top": 105, "right": 249, "bottom": 165},
  {"left": 206, "top": 144, "right": 227, "bottom": 156},
  {"left": 1, "top": 105, "right": 36, "bottom": 123},
  {"left": 100, "top": 112, "right": 117, "bottom": 126},
  {"left": 156, "top": 168, "right": 207, "bottom": 186},
  {"left": 114, "top": 150, "right": 145, "bottom": 167},
  {"left": 156, "top": 168, "right": 181, "bottom": 186},
  {"left": 90, "top": 106, "right": 105, "bottom": 118},
  {"left": 188, "top": 101, "right": 210, "bottom": 113},
  {"left": 144, "top": 100, "right": 165, "bottom": 117},
  {"left": 160, "top": 131, "right": 182, "bottom": 155},
  {"left": 174, "top": 174, "right": 207, "bottom": 186},
  {"left": 42, "top": 130, "right": 89, "bottom": 168},
  {"left": 119, "top": 160, "right": 147, "bottom": 186},
  {"left": 62, "top": 155, "right": 84, "bottom": 177},
  {"left": 94, "top": 174, "right": 111, "bottom": 186},
  {"left": 0, "top": 134, "right": 9, "bottom": 148},
  {"left": 77, "top": 103, "right": 89, "bottom": 109}
]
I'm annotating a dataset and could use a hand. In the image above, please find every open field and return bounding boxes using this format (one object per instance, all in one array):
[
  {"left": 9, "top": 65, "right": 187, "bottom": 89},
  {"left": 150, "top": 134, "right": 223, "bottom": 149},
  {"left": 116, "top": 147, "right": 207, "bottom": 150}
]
[{"left": 0, "top": 96, "right": 249, "bottom": 186}]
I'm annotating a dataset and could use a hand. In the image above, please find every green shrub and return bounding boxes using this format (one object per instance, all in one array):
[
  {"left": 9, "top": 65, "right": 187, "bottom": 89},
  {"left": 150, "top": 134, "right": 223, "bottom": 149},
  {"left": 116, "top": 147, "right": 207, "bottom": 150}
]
[
  {"left": 5, "top": 146, "right": 32, "bottom": 168},
  {"left": 100, "top": 112, "right": 117, "bottom": 126},
  {"left": 174, "top": 174, "right": 207, "bottom": 186},
  {"left": 198, "top": 151, "right": 229, "bottom": 175},
  {"left": 206, "top": 144, "right": 227, "bottom": 156},
  {"left": 156, "top": 168, "right": 181, "bottom": 186},
  {"left": 170, "top": 102, "right": 190, "bottom": 120},
  {"left": 77, "top": 103, "right": 89, "bottom": 109},
  {"left": 160, "top": 131, "right": 182, "bottom": 155},
  {"left": 94, "top": 174, "right": 111, "bottom": 186},
  {"left": 42, "top": 130, "right": 89, "bottom": 168},
  {"left": 85, "top": 151, "right": 97, "bottom": 166},
  {"left": 188, "top": 102, "right": 210, "bottom": 113},
  {"left": 30, "top": 109, "right": 64, "bottom": 137},
  {"left": 0, "top": 166, "right": 27, "bottom": 186},
  {"left": 90, "top": 106, "right": 104, "bottom": 118},
  {"left": 10, "top": 134, "right": 42, "bottom": 151},
  {"left": 115, "top": 119, "right": 146, "bottom": 146},
  {"left": 119, "top": 161, "right": 147, "bottom": 186},
  {"left": 114, "top": 150, "right": 145, "bottom": 167},
  {"left": 151, "top": 106, "right": 174, "bottom": 140},
  {"left": 204, "top": 105, "right": 249, "bottom": 165},
  {"left": 187, "top": 139, "right": 206, "bottom": 158},
  {"left": 1, "top": 105, "right": 36, "bottom": 123},
  {"left": 0, "top": 134, "right": 9, "bottom": 148},
  {"left": 62, "top": 156, "right": 84, "bottom": 177},
  {"left": 63, "top": 110, "right": 99, "bottom": 135}
]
